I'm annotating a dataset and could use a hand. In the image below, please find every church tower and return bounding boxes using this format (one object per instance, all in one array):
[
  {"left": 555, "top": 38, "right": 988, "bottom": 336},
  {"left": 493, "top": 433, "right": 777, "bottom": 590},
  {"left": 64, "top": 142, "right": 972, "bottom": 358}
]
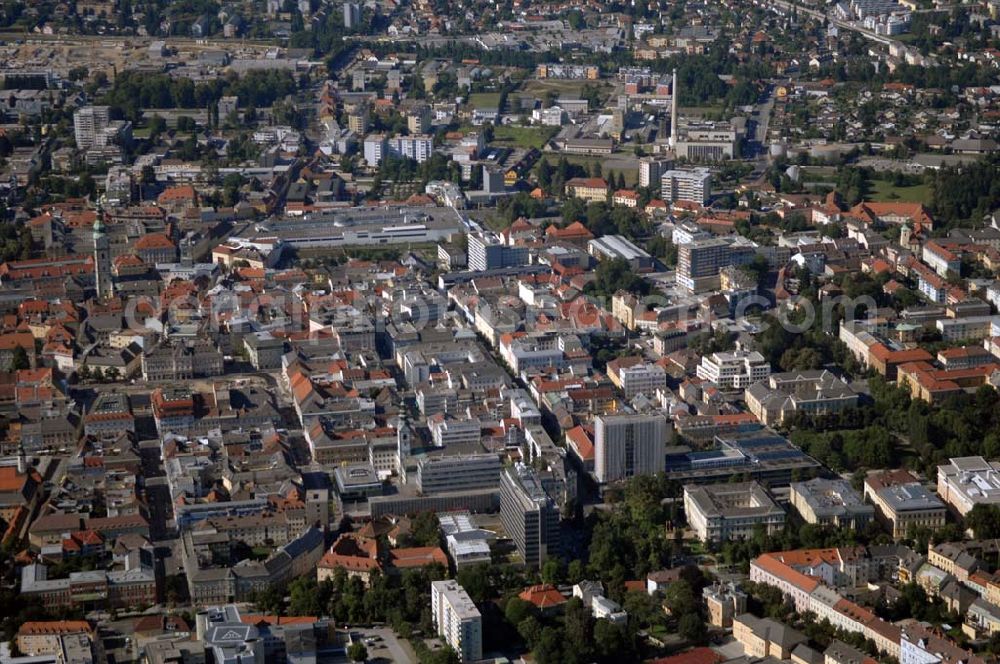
[
  {"left": 900, "top": 222, "right": 913, "bottom": 248},
  {"left": 93, "top": 198, "right": 113, "bottom": 299}
]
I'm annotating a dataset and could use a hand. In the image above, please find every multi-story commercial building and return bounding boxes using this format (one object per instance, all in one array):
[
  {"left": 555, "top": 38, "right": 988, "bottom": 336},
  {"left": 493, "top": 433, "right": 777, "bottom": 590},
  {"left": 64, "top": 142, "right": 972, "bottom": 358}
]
[
  {"left": 610, "top": 362, "right": 667, "bottom": 400},
  {"left": 428, "top": 417, "right": 482, "bottom": 447},
  {"left": 415, "top": 453, "right": 502, "bottom": 494},
  {"left": 16, "top": 622, "right": 93, "bottom": 656},
  {"left": 676, "top": 237, "right": 756, "bottom": 292},
  {"left": 696, "top": 350, "right": 771, "bottom": 389},
  {"left": 431, "top": 580, "right": 482, "bottom": 663},
  {"left": 467, "top": 233, "right": 529, "bottom": 271},
  {"left": 587, "top": 235, "right": 654, "bottom": 271},
  {"left": 661, "top": 167, "right": 712, "bottom": 203},
  {"left": 675, "top": 125, "right": 740, "bottom": 162},
  {"left": 936, "top": 315, "right": 1000, "bottom": 342},
  {"left": 937, "top": 456, "right": 1000, "bottom": 517},
  {"left": 745, "top": 370, "right": 859, "bottom": 426},
  {"left": 594, "top": 414, "right": 668, "bottom": 484},
  {"left": 863, "top": 470, "right": 947, "bottom": 539},
  {"left": 684, "top": 482, "right": 786, "bottom": 542},
  {"left": 243, "top": 332, "right": 285, "bottom": 371},
  {"left": 438, "top": 512, "right": 492, "bottom": 569},
  {"left": 141, "top": 339, "right": 224, "bottom": 381},
  {"left": 789, "top": 478, "right": 875, "bottom": 529},
  {"left": 500, "top": 464, "right": 560, "bottom": 568}
]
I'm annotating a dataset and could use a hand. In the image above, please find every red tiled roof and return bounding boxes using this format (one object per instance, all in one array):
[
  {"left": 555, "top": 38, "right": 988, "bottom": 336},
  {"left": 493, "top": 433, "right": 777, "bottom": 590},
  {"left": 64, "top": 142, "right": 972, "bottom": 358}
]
[{"left": 519, "top": 584, "right": 566, "bottom": 609}]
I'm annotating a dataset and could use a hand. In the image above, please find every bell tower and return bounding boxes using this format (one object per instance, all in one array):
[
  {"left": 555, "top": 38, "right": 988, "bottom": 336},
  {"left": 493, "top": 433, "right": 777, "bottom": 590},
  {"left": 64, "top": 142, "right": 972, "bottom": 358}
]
[{"left": 93, "top": 196, "right": 113, "bottom": 299}]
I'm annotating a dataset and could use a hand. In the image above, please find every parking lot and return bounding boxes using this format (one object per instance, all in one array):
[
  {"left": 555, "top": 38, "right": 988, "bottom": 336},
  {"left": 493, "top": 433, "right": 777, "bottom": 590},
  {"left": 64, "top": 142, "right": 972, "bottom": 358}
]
[{"left": 350, "top": 628, "right": 417, "bottom": 663}]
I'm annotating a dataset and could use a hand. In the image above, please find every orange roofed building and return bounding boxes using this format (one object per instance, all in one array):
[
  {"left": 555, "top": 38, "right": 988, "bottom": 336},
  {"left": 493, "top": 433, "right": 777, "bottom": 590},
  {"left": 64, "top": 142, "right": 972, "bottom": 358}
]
[
  {"left": 750, "top": 548, "right": 906, "bottom": 659},
  {"left": 518, "top": 584, "right": 567, "bottom": 613},
  {"left": 545, "top": 221, "right": 594, "bottom": 243},
  {"left": 316, "top": 532, "right": 447, "bottom": 586},
  {"left": 17, "top": 621, "right": 93, "bottom": 656}
]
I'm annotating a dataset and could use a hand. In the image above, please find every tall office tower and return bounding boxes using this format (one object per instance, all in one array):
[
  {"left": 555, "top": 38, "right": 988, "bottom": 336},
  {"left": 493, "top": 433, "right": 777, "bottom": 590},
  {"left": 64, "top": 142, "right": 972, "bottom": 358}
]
[
  {"left": 431, "top": 580, "right": 483, "bottom": 662},
  {"left": 466, "top": 233, "right": 529, "bottom": 271},
  {"left": 676, "top": 237, "right": 756, "bottom": 292},
  {"left": 343, "top": 1, "right": 360, "bottom": 28},
  {"left": 594, "top": 413, "right": 668, "bottom": 484},
  {"left": 669, "top": 68, "right": 679, "bottom": 149},
  {"left": 500, "top": 464, "right": 561, "bottom": 568},
  {"left": 74, "top": 106, "right": 111, "bottom": 150}
]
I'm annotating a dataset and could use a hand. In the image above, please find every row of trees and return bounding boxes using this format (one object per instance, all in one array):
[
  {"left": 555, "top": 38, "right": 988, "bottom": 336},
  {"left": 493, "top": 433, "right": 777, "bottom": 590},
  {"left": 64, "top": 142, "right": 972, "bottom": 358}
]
[{"left": 103, "top": 70, "right": 299, "bottom": 119}]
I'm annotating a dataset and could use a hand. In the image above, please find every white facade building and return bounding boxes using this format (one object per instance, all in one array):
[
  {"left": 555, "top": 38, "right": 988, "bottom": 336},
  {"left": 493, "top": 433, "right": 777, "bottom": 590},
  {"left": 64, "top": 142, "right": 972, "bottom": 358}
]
[
  {"left": 661, "top": 167, "right": 712, "bottom": 204},
  {"left": 696, "top": 350, "right": 771, "bottom": 389},
  {"left": 431, "top": 580, "right": 483, "bottom": 662}
]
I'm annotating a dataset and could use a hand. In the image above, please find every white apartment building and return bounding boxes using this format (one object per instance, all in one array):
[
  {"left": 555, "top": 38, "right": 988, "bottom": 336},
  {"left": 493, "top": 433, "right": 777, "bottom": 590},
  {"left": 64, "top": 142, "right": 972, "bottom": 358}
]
[
  {"left": 431, "top": 580, "right": 483, "bottom": 662},
  {"left": 363, "top": 134, "right": 435, "bottom": 166},
  {"left": 74, "top": 105, "right": 111, "bottom": 150},
  {"left": 661, "top": 167, "right": 712, "bottom": 204},
  {"left": 363, "top": 134, "right": 388, "bottom": 166},
  {"left": 696, "top": 350, "right": 771, "bottom": 389},
  {"left": 393, "top": 134, "right": 434, "bottom": 162},
  {"left": 639, "top": 157, "right": 672, "bottom": 188}
]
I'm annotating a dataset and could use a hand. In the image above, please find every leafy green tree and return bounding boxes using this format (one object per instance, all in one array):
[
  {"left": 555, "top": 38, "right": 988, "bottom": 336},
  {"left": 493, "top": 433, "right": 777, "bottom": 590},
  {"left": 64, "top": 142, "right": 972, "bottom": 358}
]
[
  {"left": 566, "top": 559, "right": 586, "bottom": 585},
  {"left": 10, "top": 345, "right": 29, "bottom": 370},
  {"left": 456, "top": 564, "right": 491, "bottom": 604},
  {"left": 585, "top": 258, "right": 650, "bottom": 298},
  {"left": 288, "top": 576, "right": 322, "bottom": 616},
  {"left": 663, "top": 579, "right": 697, "bottom": 617},
  {"left": 593, "top": 620, "right": 632, "bottom": 661},
  {"left": 347, "top": 642, "right": 367, "bottom": 662},
  {"left": 504, "top": 598, "right": 534, "bottom": 627},
  {"left": 679, "top": 612, "right": 707, "bottom": 643},
  {"left": 253, "top": 586, "right": 285, "bottom": 615},
  {"left": 967, "top": 504, "right": 1000, "bottom": 538},
  {"left": 540, "top": 558, "right": 564, "bottom": 585}
]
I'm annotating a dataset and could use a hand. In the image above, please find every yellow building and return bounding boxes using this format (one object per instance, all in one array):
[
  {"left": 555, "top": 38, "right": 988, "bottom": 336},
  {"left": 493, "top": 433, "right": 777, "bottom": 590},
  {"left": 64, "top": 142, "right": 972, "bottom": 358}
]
[{"left": 565, "top": 177, "right": 608, "bottom": 203}]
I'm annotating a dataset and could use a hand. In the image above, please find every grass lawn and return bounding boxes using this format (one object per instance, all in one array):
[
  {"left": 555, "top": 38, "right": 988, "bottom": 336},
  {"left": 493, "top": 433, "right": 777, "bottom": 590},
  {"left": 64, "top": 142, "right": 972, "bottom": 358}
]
[
  {"left": 482, "top": 214, "right": 510, "bottom": 233},
  {"left": 563, "top": 154, "right": 639, "bottom": 187},
  {"left": 520, "top": 79, "right": 604, "bottom": 98},
  {"left": 468, "top": 92, "right": 502, "bottom": 108},
  {"left": 867, "top": 179, "right": 933, "bottom": 204},
  {"left": 679, "top": 105, "right": 726, "bottom": 120},
  {"left": 492, "top": 125, "right": 559, "bottom": 149}
]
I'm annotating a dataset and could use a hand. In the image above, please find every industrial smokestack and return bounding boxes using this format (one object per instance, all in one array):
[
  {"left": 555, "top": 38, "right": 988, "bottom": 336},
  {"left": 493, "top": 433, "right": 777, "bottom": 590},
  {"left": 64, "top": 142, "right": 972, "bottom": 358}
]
[{"left": 670, "top": 68, "right": 678, "bottom": 150}]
